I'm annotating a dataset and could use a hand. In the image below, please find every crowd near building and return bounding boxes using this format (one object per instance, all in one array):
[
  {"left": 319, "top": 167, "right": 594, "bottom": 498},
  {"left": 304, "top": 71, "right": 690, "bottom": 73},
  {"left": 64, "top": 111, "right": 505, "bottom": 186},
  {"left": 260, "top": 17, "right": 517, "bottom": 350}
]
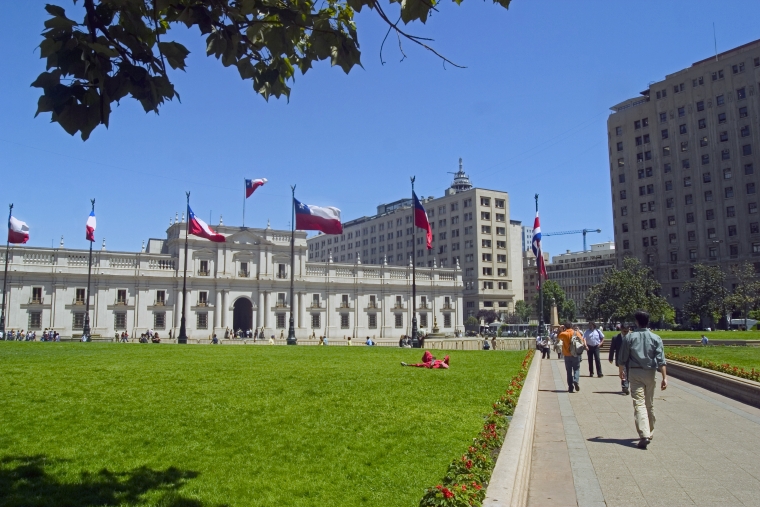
[
  {"left": 0, "top": 223, "right": 462, "bottom": 340},
  {"left": 609, "top": 38, "right": 760, "bottom": 309},
  {"left": 307, "top": 160, "right": 524, "bottom": 319}
]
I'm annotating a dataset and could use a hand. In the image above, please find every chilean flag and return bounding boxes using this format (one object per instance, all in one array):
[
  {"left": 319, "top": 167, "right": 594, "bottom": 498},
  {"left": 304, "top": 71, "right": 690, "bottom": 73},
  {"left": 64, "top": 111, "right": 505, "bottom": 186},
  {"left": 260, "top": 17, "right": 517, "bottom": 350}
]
[
  {"left": 188, "top": 206, "right": 226, "bottom": 242},
  {"left": 245, "top": 178, "right": 267, "bottom": 198},
  {"left": 413, "top": 192, "right": 432, "bottom": 249},
  {"left": 532, "top": 211, "right": 548, "bottom": 282},
  {"left": 294, "top": 198, "right": 342, "bottom": 235},
  {"left": 8, "top": 215, "right": 29, "bottom": 244},
  {"left": 86, "top": 211, "right": 96, "bottom": 242}
]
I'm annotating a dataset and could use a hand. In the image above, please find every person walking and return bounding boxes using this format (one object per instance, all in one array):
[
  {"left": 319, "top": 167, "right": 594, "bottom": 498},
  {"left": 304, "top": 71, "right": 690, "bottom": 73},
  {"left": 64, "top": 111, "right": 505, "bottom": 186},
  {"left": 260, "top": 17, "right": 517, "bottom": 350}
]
[
  {"left": 618, "top": 310, "right": 667, "bottom": 449},
  {"left": 583, "top": 321, "right": 605, "bottom": 377},
  {"left": 608, "top": 323, "right": 630, "bottom": 395},
  {"left": 557, "top": 321, "right": 585, "bottom": 393}
]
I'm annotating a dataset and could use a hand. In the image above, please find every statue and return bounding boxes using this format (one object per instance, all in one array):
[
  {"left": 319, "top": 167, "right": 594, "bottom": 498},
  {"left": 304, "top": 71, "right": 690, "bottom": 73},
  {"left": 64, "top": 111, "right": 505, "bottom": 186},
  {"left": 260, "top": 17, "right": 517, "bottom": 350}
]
[{"left": 432, "top": 316, "right": 440, "bottom": 334}]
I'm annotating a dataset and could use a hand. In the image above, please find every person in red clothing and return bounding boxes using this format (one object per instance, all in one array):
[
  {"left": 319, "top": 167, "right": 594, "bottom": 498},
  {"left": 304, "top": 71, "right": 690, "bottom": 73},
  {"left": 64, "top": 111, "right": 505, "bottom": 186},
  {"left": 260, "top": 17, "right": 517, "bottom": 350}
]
[{"left": 401, "top": 350, "right": 450, "bottom": 369}]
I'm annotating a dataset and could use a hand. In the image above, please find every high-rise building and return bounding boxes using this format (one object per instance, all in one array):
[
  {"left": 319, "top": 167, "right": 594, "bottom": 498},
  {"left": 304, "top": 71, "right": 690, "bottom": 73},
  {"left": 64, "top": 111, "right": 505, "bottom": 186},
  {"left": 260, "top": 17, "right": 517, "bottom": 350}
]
[
  {"left": 608, "top": 39, "right": 760, "bottom": 310},
  {"left": 546, "top": 242, "right": 616, "bottom": 316},
  {"left": 521, "top": 225, "right": 534, "bottom": 252},
  {"left": 307, "top": 160, "right": 523, "bottom": 320}
]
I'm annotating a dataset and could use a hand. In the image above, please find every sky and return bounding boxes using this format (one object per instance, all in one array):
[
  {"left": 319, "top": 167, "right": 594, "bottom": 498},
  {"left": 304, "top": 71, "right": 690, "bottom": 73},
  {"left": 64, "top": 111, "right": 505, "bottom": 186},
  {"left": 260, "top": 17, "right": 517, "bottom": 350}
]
[{"left": 3, "top": 1, "right": 760, "bottom": 256}]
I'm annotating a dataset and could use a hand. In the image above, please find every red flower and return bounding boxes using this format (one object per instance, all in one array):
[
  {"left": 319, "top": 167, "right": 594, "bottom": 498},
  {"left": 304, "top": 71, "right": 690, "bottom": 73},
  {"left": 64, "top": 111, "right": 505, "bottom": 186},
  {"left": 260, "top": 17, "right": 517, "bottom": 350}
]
[{"left": 443, "top": 488, "right": 454, "bottom": 499}]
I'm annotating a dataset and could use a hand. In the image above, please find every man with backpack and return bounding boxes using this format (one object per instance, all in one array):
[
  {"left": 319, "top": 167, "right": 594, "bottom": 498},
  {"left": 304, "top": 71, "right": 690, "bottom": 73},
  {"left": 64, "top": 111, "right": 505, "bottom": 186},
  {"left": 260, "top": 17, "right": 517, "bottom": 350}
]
[
  {"left": 618, "top": 310, "right": 667, "bottom": 449},
  {"left": 557, "top": 321, "right": 586, "bottom": 393}
]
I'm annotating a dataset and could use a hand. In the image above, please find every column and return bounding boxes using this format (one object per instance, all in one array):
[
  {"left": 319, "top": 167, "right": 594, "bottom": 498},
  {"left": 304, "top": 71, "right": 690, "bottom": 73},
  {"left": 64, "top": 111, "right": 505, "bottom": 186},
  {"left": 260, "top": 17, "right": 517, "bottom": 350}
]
[
  {"left": 263, "top": 292, "right": 270, "bottom": 328},
  {"left": 257, "top": 291, "right": 264, "bottom": 328},
  {"left": 215, "top": 290, "right": 222, "bottom": 328},
  {"left": 221, "top": 290, "right": 227, "bottom": 328},
  {"left": 298, "top": 292, "right": 305, "bottom": 328},
  {"left": 291, "top": 291, "right": 298, "bottom": 330}
]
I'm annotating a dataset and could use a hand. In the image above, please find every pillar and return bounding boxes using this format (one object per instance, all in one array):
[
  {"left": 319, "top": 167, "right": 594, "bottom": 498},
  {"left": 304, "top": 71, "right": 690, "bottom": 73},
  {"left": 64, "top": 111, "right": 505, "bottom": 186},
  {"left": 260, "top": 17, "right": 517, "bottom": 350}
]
[
  {"left": 257, "top": 291, "right": 264, "bottom": 328},
  {"left": 215, "top": 290, "right": 222, "bottom": 328},
  {"left": 221, "top": 290, "right": 228, "bottom": 328},
  {"left": 263, "top": 292, "right": 270, "bottom": 328},
  {"left": 298, "top": 292, "right": 305, "bottom": 328}
]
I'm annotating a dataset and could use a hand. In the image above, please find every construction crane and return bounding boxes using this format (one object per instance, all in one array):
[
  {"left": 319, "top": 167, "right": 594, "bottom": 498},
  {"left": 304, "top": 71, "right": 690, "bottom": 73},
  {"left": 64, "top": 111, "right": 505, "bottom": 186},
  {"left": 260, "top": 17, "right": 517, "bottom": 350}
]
[{"left": 543, "top": 228, "right": 602, "bottom": 252}]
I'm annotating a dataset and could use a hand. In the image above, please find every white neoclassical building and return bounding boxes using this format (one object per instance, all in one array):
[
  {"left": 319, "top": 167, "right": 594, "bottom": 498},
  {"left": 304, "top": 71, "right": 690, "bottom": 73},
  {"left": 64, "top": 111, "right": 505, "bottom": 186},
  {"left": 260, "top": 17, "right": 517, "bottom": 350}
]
[{"left": 0, "top": 221, "right": 463, "bottom": 340}]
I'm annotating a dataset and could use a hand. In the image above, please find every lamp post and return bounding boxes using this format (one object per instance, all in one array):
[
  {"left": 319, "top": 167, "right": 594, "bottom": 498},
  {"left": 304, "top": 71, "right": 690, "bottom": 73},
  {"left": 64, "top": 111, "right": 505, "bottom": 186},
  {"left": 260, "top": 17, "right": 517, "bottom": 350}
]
[
  {"left": 178, "top": 192, "right": 190, "bottom": 344},
  {"left": 410, "top": 176, "right": 419, "bottom": 348},
  {"left": 287, "top": 185, "right": 297, "bottom": 345}
]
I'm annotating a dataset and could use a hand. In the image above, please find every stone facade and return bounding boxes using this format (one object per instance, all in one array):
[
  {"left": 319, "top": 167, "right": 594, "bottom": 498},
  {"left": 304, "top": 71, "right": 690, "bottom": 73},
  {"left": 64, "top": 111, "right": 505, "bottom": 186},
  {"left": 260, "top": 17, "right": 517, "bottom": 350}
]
[
  {"left": 608, "top": 38, "right": 760, "bottom": 309},
  {"left": 0, "top": 223, "right": 462, "bottom": 340}
]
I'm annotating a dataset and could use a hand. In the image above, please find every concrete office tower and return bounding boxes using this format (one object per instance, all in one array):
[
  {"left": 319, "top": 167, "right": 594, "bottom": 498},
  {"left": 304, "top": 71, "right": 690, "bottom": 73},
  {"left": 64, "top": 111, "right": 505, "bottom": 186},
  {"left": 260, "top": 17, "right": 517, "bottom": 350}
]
[
  {"left": 307, "top": 160, "right": 524, "bottom": 320},
  {"left": 608, "top": 39, "right": 760, "bottom": 310},
  {"left": 546, "top": 242, "right": 616, "bottom": 317}
]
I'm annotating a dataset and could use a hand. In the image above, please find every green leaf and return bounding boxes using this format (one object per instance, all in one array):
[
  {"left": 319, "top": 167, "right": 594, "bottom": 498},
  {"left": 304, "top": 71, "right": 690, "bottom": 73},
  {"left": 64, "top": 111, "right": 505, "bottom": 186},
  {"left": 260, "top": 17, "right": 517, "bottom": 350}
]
[
  {"left": 44, "top": 4, "right": 67, "bottom": 17},
  {"left": 158, "top": 41, "right": 190, "bottom": 70},
  {"left": 30, "top": 70, "right": 61, "bottom": 90},
  {"left": 88, "top": 42, "right": 119, "bottom": 58},
  {"left": 400, "top": 0, "right": 435, "bottom": 24},
  {"left": 236, "top": 57, "right": 256, "bottom": 79}
]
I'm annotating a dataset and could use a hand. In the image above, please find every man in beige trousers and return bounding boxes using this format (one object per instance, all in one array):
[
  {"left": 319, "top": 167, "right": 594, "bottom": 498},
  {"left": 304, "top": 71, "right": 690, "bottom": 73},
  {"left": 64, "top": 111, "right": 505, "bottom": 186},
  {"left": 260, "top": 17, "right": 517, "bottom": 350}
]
[{"left": 618, "top": 310, "right": 668, "bottom": 449}]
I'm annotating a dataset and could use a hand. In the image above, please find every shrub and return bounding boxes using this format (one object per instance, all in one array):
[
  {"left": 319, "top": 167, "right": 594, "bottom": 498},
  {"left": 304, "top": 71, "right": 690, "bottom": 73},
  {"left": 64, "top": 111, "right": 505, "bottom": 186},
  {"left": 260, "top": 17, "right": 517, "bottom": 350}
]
[{"left": 666, "top": 352, "right": 760, "bottom": 382}]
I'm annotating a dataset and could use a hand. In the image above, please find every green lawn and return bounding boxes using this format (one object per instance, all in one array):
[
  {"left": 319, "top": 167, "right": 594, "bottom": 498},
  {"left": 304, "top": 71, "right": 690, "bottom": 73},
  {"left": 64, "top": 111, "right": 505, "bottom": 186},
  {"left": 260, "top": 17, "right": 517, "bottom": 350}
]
[
  {"left": 0, "top": 343, "right": 524, "bottom": 507},
  {"left": 665, "top": 346, "right": 760, "bottom": 371},
  {"left": 659, "top": 330, "right": 760, "bottom": 341}
]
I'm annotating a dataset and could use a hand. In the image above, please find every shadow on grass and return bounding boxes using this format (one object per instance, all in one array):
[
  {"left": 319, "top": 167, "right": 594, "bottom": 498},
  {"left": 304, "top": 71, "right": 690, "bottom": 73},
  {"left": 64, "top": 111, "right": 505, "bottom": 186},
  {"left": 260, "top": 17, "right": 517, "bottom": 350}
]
[
  {"left": 586, "top": 436, "right": 639, "bottom": 448},
  {"left": 0, "top": 455, "right": 224, "bottom": 507}
]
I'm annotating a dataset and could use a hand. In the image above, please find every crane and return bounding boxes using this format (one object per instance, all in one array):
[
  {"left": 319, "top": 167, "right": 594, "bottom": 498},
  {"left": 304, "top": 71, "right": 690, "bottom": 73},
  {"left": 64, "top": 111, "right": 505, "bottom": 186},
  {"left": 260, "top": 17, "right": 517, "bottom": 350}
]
[{"left": 542, "top": 228, "right": 601, "bottom": 252}]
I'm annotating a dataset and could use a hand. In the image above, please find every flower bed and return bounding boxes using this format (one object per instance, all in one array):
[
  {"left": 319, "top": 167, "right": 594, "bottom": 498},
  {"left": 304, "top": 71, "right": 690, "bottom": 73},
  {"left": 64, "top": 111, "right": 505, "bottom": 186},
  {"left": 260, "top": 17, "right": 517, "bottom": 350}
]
[
  {"left": 419, "top": 350, "right": 533, "bottom": 507},
  {"left": 666, "top": 352, "right": 760, "bottom": 383}
]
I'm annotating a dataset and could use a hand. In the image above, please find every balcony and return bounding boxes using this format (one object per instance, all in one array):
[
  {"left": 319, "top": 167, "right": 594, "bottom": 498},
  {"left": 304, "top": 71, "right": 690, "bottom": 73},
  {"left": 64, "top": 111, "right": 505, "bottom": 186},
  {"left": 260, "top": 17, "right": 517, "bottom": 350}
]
[
  {"left": 309, "top": 301, "right": 325, "bottom": 309},
  {"left": 28, "top": 297, "right": 44, "bottom": 304},
  {"left": 366, "top": 301, "right": 381, "bottom": 309},
  {"left": 197, "top": 301, "right": 208, "bottom": 307},
  {"left": 417, "top": 302, "right": 431, "bottom": 310},
  {"left": 154, "top": 300, "right": 165, "bottom": 306},
  {"left": 275, "top": 301, "right": 289, "bottom": 308},
  {"left": 339, "top": 302, "right": 352, "bottom": 309},
  {"left": 393, "top": 303, "right": 406, "bottom": 310},
  {"left": 115, "top": 300, "right": 127, "bottom": 306},
  {"left": 198, "top": 270, "right": 210, "bottom": 276},
  {"left": 73, "top": 298, "right": 86, "bottom": 305},
  {"left": 276, "top": 272, "right": 288, "bottom": 279},
  {"left": 443, "top": 303, "right": 455, "bottom": 310},
  {"left": 238, "top": 270, "right": 250, "bottom": 278}
]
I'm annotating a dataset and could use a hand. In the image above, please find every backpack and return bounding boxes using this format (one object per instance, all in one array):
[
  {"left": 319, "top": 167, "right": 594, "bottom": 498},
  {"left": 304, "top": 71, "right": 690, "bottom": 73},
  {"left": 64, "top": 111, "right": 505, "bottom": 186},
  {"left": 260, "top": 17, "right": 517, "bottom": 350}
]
[{"left": 570, "top": 331, "right": 586, "bottom": 357}]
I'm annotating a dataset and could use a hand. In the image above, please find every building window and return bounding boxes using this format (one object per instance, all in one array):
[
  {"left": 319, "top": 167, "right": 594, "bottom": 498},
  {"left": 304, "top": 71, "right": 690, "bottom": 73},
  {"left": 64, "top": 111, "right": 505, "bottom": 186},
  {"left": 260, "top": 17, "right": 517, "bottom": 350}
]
[
  {"left": 198, "top": 291, "right": 208, "bottom": 307},
  {"left": 701, "top": 154, "right": 709, "bottom": 165},
  {"left": 276, "top": 313, "right": 286, "bottom": 329},
  {"left": 703, "top": 172, "right": 711, "bottom": 183},
  {"left": 669, "top": 233, "right": 677, "bottom": 244},
  {"left": 685, "top": 194, "right": 693, "bottom": 205},
  {"left": 155, "top": 290, "right": 166, "bottom": 306},
  {"left": 617, "top": 142, "right": 623, "bottom": 152},
  {"left": 483, "top": 267, "right": 492, "bottom": 275},
  {"left": 742, "top": 125, "right": 751, "bottom": 138},
  {"left": 704, "top": 191, "right": 713, "bottom": 202},
  {"left": 750, "top": 203, "right": 758, "bottom": 214},
  {"left": 746, "top": 163, "right": 754, "bottom": 175},
  {"left": 481, "top": 226, "right": 491, "bottom": 234},
  {"left": 620, "top": 190, "right": 627, "bottom": 200},
  {"left": 740, "top": 106, "right": 748, "bottom": 118},
  {"left": 75, "top": 288, "right": 86, "bottom": 304},
  {"left": 664, "top": 163, "right": 672, "bottom": 173},
  {"left": 661, "top": 129, "right": 669, "bottom": 140},
  {"left": 682, "top": 159, "right": 690, "bottom": 169},
  {"left": 115, "top": 312, "right": 127, "bottom": 330},
  {"left": 684, "top": 177, "right": 692, "bottom": 187},
  {"left": 689, "top": 249, "right": 697, "bottom": 260},
  {"left": 712, "top": 69, "right": 724, "bottom": 80},
  {"left": 678, "top": 107, "right": 685, "bottom": 117},
  {"left": 419, "top": 313, "right": 428, "bottom": 328},
  {"left": 687, "top": 212, "right": 695, "bottom": 223},
  {"left": 722, "top": 149, "right": 731, "bottom": 160},
  {"left": 659, "top": 112, "right": 667, "bottom": 123},
  {"left": 716, "top": 94, "right": 725, "bottom": 106},
  {"left": 696, "top": 100, "right": 705, "bottom": 111},
  {"left": 619, "top": 174, "right": 625, "bottom": 183},
  {"left": 662, "top": 146, "right": 670, "bottom": 156},
  {"left": 698, "top": 118, "right": 706, "bottom": 129},
  {"left": 154, "top": 312, "right": 166, "bottom": 329},
  {"left": 730, "top": 244, "right": 739, "bottom": 257},
  {"left": 29, "top": 311, "right": 42, "bottom": 330},
  {"left": 700, "top": 136, "right": 708, "bottom": 147},
  {"left": 617, "top": 158, "right": 625, "bottom": 168},
  {"left": 311, "top": 313, "right": 321, "bottom": 329},
  {"left": 727, "top": 205, "right": 736, "bottom": 217},
  {"left": 621, "top": 206, "right": 628, "bottom": 216},
  {"left": 706, "top": 209, "right": 715, "bottom": 220},
  {"left": 73, "top": 312, "right": 84, "bottom": 330},
  {"left": 718, "top": 113, "right": 727, "bottom": 124},
  {"left": 671, "top": 269, "right": 679, "bottom": 280},
  {"left": 672, "top": 287, "right": 680, "bottom": 298},
  {"left": 707, "top": 227, "right": 717, "bottom": 239},
  {"left": 752, "top": 223, "right": 760, "bottom": 234},
  {"left": 743, "top": 144, "right": 753, "bottom": 156},
  {"left": 733, "top": 63, "right": 745, "bottom": 74},
  {"left": 729, "top": 225, "right": 737, "bottom": 237},
  {"left": 623, "top": 240, "right": 630, "bottom": 249},
  {"left": 340, "top": 313, "right": 349, "bottom": 329},
  {"left": 394, "top": 313, "right": 403, "bottom": 328},
  {"left": 709, "top": 246, "right": 718, "bottom": 259},
  {"left": 642, "top": 237, "right": 649, "bottom": 247},
  {"left": 681, "top": 141, "right": 688, "bottom": 152},
  {"left": 668, "top": 216, "right": 676, "bottom": 226},
  {"left": 688, "top": 231, "right": 696, "bottom": 241}
]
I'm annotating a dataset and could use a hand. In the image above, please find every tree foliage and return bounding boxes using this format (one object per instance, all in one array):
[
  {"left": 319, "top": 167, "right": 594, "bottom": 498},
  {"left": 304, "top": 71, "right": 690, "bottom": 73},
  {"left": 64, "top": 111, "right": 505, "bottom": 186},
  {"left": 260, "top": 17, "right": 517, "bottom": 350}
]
[
  {"left": 513, "top": 299, "right": 531, "bottom": 324},
  {"left": 34, "top": 0, "right": 511, "bottom": 140},
  {"left": 476, "top": 309, "right": 499, "bottom": 325},
  {"left": 534, "top": 279, "right": 575, "bottom": 324},
  {"left": 683, "top": 264, "right": 728, "bottom": 328},
  {"left": 726, "top": 262, "right": 760, "bottom": 323},
  {"left": 582, "top": 257, "right": 673, "bottom": 324}
]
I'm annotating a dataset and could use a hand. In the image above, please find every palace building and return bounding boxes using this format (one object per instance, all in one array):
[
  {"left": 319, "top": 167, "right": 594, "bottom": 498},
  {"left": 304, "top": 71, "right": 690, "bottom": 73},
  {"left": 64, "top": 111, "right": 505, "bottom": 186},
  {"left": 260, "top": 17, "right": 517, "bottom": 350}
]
[{"left": 0, "top": 220, "right": 462, "bottom": 340}]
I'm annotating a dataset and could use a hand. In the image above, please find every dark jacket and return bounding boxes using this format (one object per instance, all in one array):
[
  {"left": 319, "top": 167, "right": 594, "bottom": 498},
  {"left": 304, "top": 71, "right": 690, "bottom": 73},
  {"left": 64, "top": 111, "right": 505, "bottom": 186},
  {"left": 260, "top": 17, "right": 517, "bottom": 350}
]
[{"left": 609, "top": 333, "right": 624, "bottom": 365}]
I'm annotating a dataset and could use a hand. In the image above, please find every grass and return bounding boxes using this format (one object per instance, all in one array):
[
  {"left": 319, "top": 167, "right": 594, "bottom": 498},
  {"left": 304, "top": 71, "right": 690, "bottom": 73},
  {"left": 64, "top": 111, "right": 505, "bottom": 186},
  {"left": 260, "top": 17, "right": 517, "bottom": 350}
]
[
  {"left": 0, "top": 343, "right": 524, "bottom": 507},
  {"left": 658, "top": 330, "right": 760, "bottom": 340},
  {"left": 665, "top": 346, "right": 760, "bottom": 371}
]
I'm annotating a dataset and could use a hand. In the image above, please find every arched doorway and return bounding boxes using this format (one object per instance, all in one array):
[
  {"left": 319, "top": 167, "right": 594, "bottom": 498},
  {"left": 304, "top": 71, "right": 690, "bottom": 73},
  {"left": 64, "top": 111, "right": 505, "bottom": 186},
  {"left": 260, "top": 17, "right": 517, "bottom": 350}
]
[{"left": 233, "top": 298, "right": 253, "bottom": 333}]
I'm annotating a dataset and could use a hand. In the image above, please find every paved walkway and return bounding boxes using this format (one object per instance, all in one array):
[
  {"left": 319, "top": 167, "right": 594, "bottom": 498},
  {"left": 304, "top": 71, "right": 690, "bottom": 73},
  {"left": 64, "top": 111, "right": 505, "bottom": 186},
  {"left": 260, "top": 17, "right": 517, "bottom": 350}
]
[{"left": 527, "top": 356, "right": 760, "bottom": 507}]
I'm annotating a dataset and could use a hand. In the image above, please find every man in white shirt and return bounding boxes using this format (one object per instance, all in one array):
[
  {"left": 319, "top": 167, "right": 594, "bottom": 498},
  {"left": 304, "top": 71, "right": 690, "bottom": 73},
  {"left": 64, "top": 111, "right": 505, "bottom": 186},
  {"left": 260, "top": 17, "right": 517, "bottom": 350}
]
[{"left": 583, "top": 321, "right": 605, "bottom": 377}]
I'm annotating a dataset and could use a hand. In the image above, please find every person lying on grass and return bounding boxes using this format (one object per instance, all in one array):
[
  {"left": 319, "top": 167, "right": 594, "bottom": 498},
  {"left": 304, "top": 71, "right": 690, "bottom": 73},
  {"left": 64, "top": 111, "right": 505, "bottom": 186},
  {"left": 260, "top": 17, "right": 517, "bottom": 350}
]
[{"left": 401, "top": 350, "right": 450, "bottom": 369}]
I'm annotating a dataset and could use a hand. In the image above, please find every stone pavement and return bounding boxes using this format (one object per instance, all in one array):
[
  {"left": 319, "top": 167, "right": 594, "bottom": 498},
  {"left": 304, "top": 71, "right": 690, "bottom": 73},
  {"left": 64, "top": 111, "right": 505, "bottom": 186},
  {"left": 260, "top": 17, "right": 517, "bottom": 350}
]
[{"left": 527, "top": 356, "right": 760, "bottom": 507}]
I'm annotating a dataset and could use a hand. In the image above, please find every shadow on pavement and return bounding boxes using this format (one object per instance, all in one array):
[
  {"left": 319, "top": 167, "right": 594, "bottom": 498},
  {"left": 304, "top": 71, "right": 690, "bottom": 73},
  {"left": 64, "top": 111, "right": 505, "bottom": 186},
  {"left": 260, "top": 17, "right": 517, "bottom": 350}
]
[
  {"left": 592, "top": 391, "right": 628, "bottom": 395},
  {"left": 0, "top": 455, "right": 225, "bottom": 507},
  {"left": 586, "top": 436, "right": 639, "bottom": 448}
]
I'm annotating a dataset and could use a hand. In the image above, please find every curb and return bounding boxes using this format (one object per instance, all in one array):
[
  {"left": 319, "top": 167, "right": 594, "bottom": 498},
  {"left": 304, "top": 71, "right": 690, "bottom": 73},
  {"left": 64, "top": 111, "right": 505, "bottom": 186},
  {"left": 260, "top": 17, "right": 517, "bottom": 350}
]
[
  {"left": 483, "top": 351, "right": 541, "bottom": 507},
  {"left": 667, "top": 359, "right": 760, "bottom": 409}
]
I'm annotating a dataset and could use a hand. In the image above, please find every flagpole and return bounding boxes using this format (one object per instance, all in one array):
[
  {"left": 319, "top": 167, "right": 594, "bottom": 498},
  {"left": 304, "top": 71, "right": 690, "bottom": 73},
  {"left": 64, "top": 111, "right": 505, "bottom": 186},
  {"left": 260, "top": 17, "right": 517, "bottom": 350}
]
[
  {"left": 178, "top": 191, "right": 190, "bottom": 344},
  {"left": 287, "top": 185, "right": 297, "bottom": 345},
  {"left": 410, "top": 177, "right": 420, "bottom": 348},
  {"left": 242, "top": 179, "right": 246, "bottom": 228},
  {"left": 82, "top": 198, "right": 95, "bottom": 342},
  {"left": 0, "top": 203, "right": 12, "bottom": 339},
  {"left": 536, "top": 193, "right": 545, "bottom": 338}
]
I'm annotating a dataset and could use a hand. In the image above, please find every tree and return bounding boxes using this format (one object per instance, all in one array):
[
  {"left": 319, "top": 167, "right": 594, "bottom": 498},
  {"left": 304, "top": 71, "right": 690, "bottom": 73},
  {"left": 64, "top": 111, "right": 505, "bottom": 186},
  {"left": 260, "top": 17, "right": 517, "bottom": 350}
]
[
  {"left": 682, "top": 264, "right": 728, "bottom": 329},
  {"left": 465, "top": 316, "right": 478, "bottom": 329},
  {"left": 34, "top": 0, "right": 512, "bottom": 140},
  {"left": 726, "top": 262, "right": 760, "bottom": 330},
  {"left": 534, "top": 280, "right": 575, "bottom": 324},
  {"left": 513, "top": 300, "right": 531, "bottom": 324},
  {"left": 476, "top": 309, "right": 499, "bottom": 325},
  {"left": 582, "top": 257, "right": 673, "bottom": 324}
]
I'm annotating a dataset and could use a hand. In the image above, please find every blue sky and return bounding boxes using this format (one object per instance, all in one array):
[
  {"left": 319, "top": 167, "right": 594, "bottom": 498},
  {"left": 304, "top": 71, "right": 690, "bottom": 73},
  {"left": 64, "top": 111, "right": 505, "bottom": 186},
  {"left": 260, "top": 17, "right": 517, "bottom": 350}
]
[{"left": 3, "top": 1, "right": 760, "bottom": 255}]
